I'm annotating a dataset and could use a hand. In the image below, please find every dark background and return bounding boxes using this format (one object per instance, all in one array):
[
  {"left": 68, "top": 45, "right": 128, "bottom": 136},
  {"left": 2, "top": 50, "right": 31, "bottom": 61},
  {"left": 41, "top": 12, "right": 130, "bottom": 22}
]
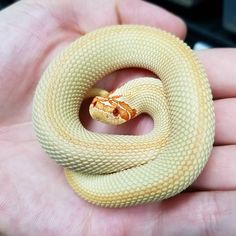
[
  {"left": 1, "top": 0, "right": 236, "bottom": 48},
  {"left": 149, "top": 0, "right": 236, "bottom": 48}
]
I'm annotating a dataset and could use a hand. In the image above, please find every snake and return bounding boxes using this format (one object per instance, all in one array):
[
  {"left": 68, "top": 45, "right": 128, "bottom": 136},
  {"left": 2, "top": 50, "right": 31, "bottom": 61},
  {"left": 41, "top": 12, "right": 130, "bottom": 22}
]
[{"left": 32, "top": 25, "right": 215, "bottom": 208}]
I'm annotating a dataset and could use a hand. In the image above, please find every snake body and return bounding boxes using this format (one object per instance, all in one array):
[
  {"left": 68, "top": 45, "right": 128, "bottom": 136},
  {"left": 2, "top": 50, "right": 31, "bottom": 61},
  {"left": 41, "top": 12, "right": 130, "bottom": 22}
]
[{"left": 32, "top": 25, "right": 215, "bottom": 208}]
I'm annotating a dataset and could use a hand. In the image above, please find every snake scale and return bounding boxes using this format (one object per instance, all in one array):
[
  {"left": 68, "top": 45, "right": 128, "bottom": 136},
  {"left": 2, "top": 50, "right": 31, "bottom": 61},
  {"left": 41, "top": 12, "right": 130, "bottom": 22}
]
[{"left": 32, "top": 25, "right": 215, "bottom": 208}]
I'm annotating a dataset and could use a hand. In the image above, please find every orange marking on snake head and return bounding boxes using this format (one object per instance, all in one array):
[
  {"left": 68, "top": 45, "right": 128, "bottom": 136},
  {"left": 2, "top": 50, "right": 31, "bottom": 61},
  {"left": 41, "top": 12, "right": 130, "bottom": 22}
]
[
  {"left": 90, "top": 94, "right": 137, "bottom": 125},
  {"left": 91, "top": 97, "right": 98, "bottom": 107},
  {"left": 118, "top": 101, "right": 137, "bottom": 120}
]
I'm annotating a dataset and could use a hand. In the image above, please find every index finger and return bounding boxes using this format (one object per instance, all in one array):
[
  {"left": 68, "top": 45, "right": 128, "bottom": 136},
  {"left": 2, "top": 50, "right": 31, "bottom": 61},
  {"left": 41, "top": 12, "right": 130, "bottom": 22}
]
[
  {"left": 117, "top": 0, "right": 186, "bottom": 39},
  {"left": 197, "top": 48, "right": 236, "bottom": 99}
]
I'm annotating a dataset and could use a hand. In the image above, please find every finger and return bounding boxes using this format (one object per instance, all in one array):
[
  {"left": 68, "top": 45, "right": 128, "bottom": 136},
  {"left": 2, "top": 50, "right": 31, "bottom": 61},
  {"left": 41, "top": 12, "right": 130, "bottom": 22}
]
[
  {"left": 97, "top": 68, "right": 157, "bottom": 92},
  {"left": 117, "top": 0, "right": 186, "bottom": 39},
  {"left": 214, "top": 98, "right": 236, "bottom": 145},
  {"left": 75, "top": 0, "right": 186, "bottom": 38},
  {"left": 197, "top": 48, "right": 236, "bottom": 99},
  {"left": 192, "top": 145, "right": 236, "bottom": 191}
]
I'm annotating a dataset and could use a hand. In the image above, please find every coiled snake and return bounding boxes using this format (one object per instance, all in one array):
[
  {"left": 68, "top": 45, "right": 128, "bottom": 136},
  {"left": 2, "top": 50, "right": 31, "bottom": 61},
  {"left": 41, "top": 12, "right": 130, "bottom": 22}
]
[{"left": 32, "top": 25, "right": 215, "bottom": 208}]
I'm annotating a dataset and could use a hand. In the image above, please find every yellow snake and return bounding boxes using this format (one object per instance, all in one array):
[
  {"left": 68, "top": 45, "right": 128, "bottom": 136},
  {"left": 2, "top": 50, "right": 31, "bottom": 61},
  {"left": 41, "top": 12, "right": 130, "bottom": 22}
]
[{"left": 32, "top": 25, "right": 215, "bottom": 208}]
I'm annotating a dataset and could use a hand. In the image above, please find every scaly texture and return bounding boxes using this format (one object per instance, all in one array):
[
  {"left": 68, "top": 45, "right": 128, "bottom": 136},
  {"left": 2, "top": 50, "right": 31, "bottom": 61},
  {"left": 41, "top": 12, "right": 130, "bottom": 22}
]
[{"left": 32, "top": 25, "right": 215, "bottom": 208}]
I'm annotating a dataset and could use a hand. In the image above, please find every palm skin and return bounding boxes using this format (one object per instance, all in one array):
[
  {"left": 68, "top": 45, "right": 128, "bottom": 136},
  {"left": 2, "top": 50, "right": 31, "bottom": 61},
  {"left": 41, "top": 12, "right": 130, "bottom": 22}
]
[{"left": 0, "top": 0, "right": 235, "bottom": 235}]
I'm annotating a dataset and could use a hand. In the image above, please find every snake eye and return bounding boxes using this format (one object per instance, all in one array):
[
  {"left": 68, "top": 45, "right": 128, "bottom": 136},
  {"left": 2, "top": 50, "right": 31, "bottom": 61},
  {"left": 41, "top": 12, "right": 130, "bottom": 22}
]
[{"left": 113, "top": 108, "right": 119, "bottom": 116}]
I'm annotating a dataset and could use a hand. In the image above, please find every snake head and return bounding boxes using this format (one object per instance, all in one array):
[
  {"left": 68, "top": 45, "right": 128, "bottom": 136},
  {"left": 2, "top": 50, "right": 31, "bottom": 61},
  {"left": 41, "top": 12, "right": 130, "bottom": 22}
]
[{"left": 89, "top": 94, "right": 136, "bottom": 125}]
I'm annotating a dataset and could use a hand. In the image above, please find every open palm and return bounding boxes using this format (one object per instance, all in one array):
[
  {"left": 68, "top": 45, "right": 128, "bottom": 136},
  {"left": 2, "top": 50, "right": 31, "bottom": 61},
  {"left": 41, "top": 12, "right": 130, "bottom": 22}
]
[{"left": 0, "top": 0, "right": 235, "bottom": 235}]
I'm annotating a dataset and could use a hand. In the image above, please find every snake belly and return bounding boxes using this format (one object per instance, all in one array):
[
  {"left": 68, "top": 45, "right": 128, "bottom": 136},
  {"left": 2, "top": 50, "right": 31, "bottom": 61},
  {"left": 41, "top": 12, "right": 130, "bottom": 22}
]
[{"left": 32, "top": 25, "right": 215, "bottom": 208}]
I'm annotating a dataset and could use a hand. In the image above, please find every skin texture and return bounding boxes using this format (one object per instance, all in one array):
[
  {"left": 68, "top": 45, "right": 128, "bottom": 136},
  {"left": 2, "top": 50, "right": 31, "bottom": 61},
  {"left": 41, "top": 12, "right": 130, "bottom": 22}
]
[{"left": 0, "top": 0, "right": 235, "bottom": 235}]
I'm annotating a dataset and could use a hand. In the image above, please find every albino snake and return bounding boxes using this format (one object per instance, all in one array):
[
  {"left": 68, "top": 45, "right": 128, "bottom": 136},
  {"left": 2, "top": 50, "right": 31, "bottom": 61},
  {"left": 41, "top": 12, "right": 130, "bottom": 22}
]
[{"left": 32, "top": 25, "right": 215, "bottom": 208}]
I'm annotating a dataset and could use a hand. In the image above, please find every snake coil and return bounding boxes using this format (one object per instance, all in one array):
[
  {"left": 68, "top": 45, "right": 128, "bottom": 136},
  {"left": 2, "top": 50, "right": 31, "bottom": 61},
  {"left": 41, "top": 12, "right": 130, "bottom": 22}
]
[{"left": 32, "top": 25, "right": 215, "bottom": 208}]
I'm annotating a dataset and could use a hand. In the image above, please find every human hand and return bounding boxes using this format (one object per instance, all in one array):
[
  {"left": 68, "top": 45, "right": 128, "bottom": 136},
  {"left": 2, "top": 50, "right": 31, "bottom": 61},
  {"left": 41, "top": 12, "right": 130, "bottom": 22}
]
[{"left": 0, "top": 0, "right": 235, "bottom": 235}]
